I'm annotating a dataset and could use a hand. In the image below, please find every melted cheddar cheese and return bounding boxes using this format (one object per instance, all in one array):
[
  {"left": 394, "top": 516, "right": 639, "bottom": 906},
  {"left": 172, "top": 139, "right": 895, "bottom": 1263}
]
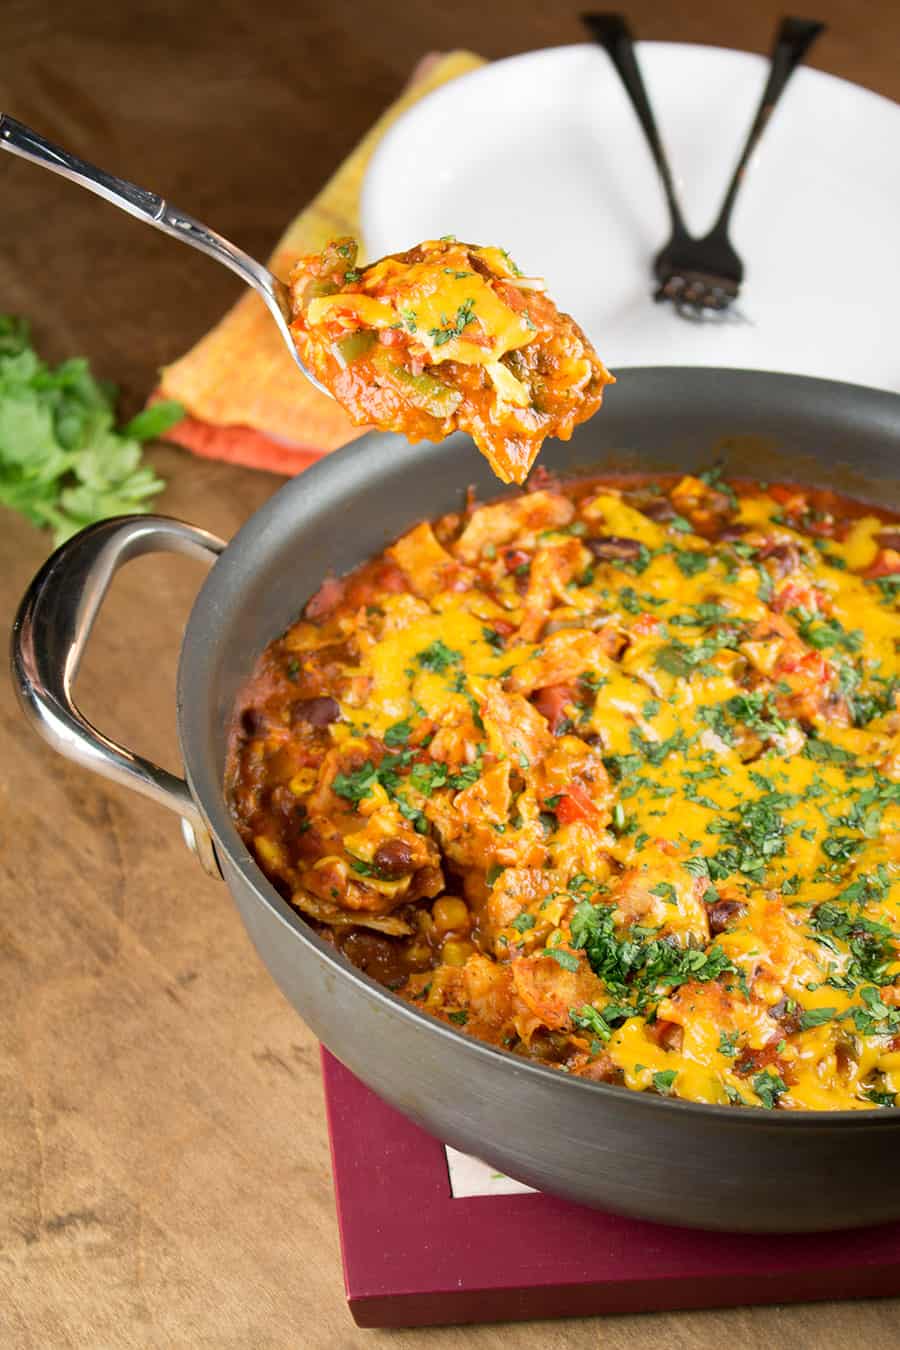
[
  {"left": 288, "top": 237, "right": 613, "bottom": 484},
  {"left": 228, "top": 474, "right": 900, "bottom": 1111}
]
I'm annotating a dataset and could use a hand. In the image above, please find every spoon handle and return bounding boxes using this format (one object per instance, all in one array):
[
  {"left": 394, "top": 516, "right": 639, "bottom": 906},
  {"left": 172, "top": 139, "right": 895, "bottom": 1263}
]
[
  {"left": 0, "top": 114, "right": 291, "bottom": 324},
  {"left": 708, "top": 17, "right": 826, "bottom": 238}
]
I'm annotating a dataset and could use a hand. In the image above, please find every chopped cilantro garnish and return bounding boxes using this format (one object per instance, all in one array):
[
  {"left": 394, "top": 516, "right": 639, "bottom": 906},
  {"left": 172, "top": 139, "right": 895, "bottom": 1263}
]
[
  {"left": 409, "top": 761, "right": 449, "bottom": 796},
  {"left": 649, "top": 881, "right": 677, "bottom": 904},
  {"left": 384, "top": 718, "right": 413, "bottom": 748},
  {"left": 803, "top": 737, "right": 855, "bottom": 765},
  {"left": 429, "top": 297, "right": 476, "bottom": 347},
  {"left": 542, "top": 948, "right": 580, "bottom": 972},
  {"left": 655, "top": 631, "right": 739, "bottom": 678},
  {"left": 331, "top": 761, "right": 378, "bottom": 804},
  {"left": 752, "top": 1070, "right": 786, "bottom": 1109},
  {"left": 349, "top": 857, "right": 389, "bottom": 879},
  {"left": 872, "top": 577, "right": 900, "bottom": 604},
  {"left": 417, "top": 639, "right": 461, "bottom": 673},
  {"left": 482, "top": 625, "right": 505, "bottom": 652},
  {"left": 793, "top": 610, "right": 863, "bottom": 654},
  {"left": 570, "top": 1004, "right": 614, "bottom": 1041},
  {"left": 570, "top": 899, "right": 735, "bottom": 1008},
  {"left": 674, "top": 549, "right": 709, "bottom": 577},
  {"left": 821, "top": 834, "right": 860, "bottom": 863},
  {"left": 706, "top": 791, "right": 792, "bottom": 880}
]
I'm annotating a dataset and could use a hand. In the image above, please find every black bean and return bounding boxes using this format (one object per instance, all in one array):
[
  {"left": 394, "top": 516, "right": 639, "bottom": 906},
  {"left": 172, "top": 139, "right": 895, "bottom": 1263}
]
[
  {"left": 291, "top": 696, "right": 341, "bottom": 728},
  {"left": 241, "top": 708, "right": 263, "bottom": 736},
  {"left": 756, "top": 540, "right": 800, "bottom": 578},
  {"left": 625, "top": 491, "right": 676, "bottom": 522},
  {"left": 586, "top": 535, "right": 644, "bottom": 561},
  {"left": 718, "top": 523, "right": 748, "bottom": 542},
  {"left": 373, "top": 838, "right": 415, "bottom": 878},
  {"left": 768, "top": 997, "right": 802, "bottom": 1036},
  {"left": 706, "top": 898, "right": 745, "bottom": 935}
]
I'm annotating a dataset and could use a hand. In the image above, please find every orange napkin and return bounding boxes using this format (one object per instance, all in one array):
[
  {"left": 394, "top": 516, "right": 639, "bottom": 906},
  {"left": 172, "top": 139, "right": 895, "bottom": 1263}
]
[{"left": 155, "top": 51, "right": 484, "bottom": 475}]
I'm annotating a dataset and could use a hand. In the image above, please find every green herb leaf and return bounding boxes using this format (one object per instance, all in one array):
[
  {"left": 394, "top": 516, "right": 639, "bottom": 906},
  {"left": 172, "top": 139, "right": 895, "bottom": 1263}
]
[
  {"left": 122, "top": 400, "right": 184, "bottom": 442},
  {"left": 649, "top": 881, "right": 677, "bottom": 904},
  {"left": 541, "top": 947, "right": 580, "bottom": 972},
  {"left": 752, "top": 1070, "right": 786, "bottom": 1109},
  {"left": 799, "top": 1006, "right": 837, "bottom": 1030},
  {"left": 804, "top": 737, "right": 856, "bottom": 766},
  {"left": 482, "top": 625, "right": 505, "bottom": 652},
  {"left": 0, "top": 316, "right": 173, "bottom": 545},
  {"left": 652, "top": 1069, "right": 678, "bottom": 1093},
  {"left": 674, "top": 549, "right": 709, "bottom": 577},
  {"left": 570, "top": 1004, "right": 614, "bottom": 1042},
  {"left": 409, "top": 760, "right": 449, "bottom": 796},
  {"left": 417, "top": 639, "right": 461, "bottom": 673},
  {"left": 429, "top": 298, "right": 476, "bottom": 347},
  {"left": 511, "top": 912, "right": 536, "bottom": 933},
  {"left": 570, "top": 898, "right": 735, "bottom": 1008},
  {"left": 718, "top": 1030, "right": 739, "bottom": 1057},
  {"left": 331, "top": 761, "right": 378, "bottom": 803},
  {"left": 384, "top": 719, "right": 413, "bottom": 748}
]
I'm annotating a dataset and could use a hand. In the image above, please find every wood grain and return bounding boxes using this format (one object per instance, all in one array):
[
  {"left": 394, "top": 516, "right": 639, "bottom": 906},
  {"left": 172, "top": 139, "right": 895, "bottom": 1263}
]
[{"left": 2, "top": 2, "right": 899, "bottom": 1344}]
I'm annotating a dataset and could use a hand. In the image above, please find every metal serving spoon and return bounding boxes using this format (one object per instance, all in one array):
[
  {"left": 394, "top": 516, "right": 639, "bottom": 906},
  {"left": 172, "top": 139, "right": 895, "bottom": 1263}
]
[{"left": 0, "top": 114, "right": 331, "bottom": 397}]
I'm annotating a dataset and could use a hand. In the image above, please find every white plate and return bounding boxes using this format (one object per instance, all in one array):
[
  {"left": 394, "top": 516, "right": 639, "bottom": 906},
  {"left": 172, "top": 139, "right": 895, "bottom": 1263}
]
[{"left": 361, "top": 43, "right": 900, "bottom": 392}]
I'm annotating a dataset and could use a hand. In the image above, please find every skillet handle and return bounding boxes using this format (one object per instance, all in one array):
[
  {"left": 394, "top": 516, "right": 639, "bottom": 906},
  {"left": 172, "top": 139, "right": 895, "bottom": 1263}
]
[{"left": 10, "top": 514, "right": 226, "bottom": 878}]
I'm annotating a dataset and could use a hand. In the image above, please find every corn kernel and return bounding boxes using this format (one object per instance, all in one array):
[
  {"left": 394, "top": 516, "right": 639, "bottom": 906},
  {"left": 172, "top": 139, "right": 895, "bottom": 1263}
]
[
  {"left": 442, "top": 939, "right": 475, "bottom": 966},
  {"left": 254, "top": 835, "right": 285, "bottom": 870},
  {"left": 753, "top": 977, "right": 783, "bottom": 1006},
  {"left": 358, "top": 781, "right": 390, "bottom": 815},
  {"left": 432, "top": 897, "right": 470, "bottom": 936}
]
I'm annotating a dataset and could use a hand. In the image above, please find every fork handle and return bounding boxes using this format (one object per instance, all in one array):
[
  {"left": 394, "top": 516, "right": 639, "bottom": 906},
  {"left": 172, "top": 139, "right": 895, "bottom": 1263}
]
[
  {"left": 708, "top": 17, "right": 826, "bottom": 238},
  {"left": 583, "top": 12, "right": 690, "bottom": 237},
  {"left": 0, "top": 114, "right": 291, "bottom": 323}
]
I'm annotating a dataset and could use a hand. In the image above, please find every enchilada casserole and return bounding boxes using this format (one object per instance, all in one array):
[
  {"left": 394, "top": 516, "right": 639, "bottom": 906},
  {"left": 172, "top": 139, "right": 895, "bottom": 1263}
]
[
  {"left": 228, "top": 473, "right": 900, "bottom": 1110},
  {"left": 288, "top": 237, "right": 613, "bottom": 484}
]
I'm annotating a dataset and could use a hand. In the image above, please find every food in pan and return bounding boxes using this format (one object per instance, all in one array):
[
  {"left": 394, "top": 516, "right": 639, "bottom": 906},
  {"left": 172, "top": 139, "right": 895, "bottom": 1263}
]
[
  {"left": 288, "top": 237, "right": 613, "bottom": 484},
  {"left": 228, "top": 472, "right": 900, "bottom": 1111}
]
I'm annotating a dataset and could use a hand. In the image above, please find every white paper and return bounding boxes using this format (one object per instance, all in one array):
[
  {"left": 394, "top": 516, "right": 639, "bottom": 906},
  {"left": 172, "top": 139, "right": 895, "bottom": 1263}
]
[{"left": 445, "top": 1146, "right": 537, "bottom": 1198}]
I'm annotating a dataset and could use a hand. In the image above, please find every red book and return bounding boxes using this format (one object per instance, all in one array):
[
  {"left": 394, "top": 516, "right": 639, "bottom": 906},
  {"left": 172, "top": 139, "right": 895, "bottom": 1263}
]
[{"left": 321, "top": 1050, "right": 900, "bottom": 1329}]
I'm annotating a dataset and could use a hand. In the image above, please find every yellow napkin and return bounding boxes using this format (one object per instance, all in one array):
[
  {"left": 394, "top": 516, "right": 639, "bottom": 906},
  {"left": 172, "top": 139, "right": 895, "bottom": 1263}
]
[{"left": 156, "top": 51, "right": 484, "bottom": 474}]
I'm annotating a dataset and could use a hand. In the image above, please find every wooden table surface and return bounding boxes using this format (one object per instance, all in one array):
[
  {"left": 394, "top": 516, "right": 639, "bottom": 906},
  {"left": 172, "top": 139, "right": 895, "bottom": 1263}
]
[{"left": 2, "top": 2, "right": 898, "bottom": 1345}]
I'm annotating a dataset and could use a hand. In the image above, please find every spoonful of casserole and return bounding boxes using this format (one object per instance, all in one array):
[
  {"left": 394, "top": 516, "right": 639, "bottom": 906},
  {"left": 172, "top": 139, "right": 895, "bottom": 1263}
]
[
  {"left": 0, "top": 116, "right": 612, "bottom": 484},
  {"left": 289, "top": 236, "right": 613, "bottom": 483}
]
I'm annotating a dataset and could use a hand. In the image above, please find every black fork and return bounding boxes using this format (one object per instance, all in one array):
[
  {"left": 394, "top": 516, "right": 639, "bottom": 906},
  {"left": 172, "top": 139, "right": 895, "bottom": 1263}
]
[{"left": 582, "top": 13, "right": 826, "bottom": 317}]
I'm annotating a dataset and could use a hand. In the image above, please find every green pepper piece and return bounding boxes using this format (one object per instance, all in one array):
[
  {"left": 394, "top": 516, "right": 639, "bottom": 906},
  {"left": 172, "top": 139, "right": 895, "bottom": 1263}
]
[
  {"left": 335, "top": 331, "right": 377, "bottom": 365},
  {"left": 373, "top": 348, "right": 462, "bottom": 419},
  {"left": 302, "top": 278, "right": 340, "bottom": 304},
  {"left": 320, "top": 237, "right": 359, "bottom": 274}
]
